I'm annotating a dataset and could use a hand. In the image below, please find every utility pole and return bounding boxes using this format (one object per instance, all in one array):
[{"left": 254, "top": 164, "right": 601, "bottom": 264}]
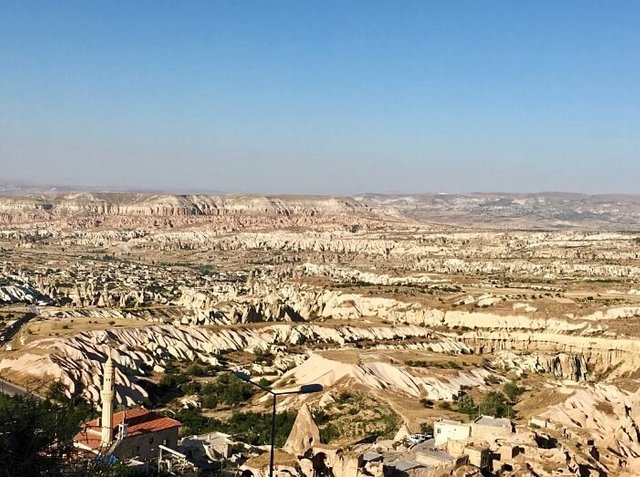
[{"left": 233, "top": 371, "right": 322, "bottom": 477}]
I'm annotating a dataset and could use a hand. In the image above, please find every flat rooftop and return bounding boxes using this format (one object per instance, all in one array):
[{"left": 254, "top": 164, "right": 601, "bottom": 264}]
[{"left": 473, "top": 415, "right": 512, "bottom": 429}]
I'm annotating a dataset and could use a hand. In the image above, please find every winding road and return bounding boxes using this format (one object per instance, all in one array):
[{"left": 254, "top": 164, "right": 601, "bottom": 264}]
[
  {"left": 1, "top": 310, "right": 37, "bottom": 397},
  {"left": 0, "top": 311, "right": 36, "bottom": 344}
]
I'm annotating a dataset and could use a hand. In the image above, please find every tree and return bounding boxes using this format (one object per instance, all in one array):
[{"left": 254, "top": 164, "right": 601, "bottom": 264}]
[
  {"left": 199, "top": 373, "right": 256, "bottom": 406},
  {"left": 201, "top": 394, "right": 218, "bottom": 409},
  {"left": 186, "top": 364, "right": 206, "bottom": 377},
  {"left": 502, "top": 382, "right": 524, "bottom": 403},
  {"left": 46, "top": 380, "right": 68, "bottom": 402},
  {"left": 320, "top": 423, "right": 341, "bottom": 443},
  {"left": 0, "top": 387, "right": 159, "bottom": 476},
  {"left": 0, "top": 392, "right": 92, "bottom": 476},
  {"left": 479, "top": 391, "right": 514, "bottom": 418},
  {"left": 457, "top": 394, "right": 478, "bottom": 417},
  {"left": 419, "top": 423, "right": 434, "bottom": 435}
]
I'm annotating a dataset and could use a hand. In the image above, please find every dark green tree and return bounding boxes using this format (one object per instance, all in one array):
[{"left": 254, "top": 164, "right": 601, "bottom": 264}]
[
  {"left": 457, "top": 393, "right": 478, "bottom": 417},
  {"left": 0, "top": 391, "right": 92, "bottom": 476},
  {"left": 479, "top": 391, "right": 514, "bottom": 418},
  {"left": 502, "top": 382, "right": 525, "bottom": 403}
]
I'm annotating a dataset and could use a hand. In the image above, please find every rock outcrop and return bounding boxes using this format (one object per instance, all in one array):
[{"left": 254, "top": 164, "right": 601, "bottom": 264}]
[{"left": 284, "top": 404, "right": 321, "bottom": 454}]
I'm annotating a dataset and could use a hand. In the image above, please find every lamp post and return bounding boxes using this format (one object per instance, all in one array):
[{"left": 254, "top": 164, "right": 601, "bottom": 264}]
[{"left": 234, "top": 371, "right": 323, "bottom": 477}]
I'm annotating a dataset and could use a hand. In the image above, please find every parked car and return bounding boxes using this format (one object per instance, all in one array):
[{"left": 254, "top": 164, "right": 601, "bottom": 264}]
[{"left": 406, "top": 433, "right": 428, "bottom": 444}]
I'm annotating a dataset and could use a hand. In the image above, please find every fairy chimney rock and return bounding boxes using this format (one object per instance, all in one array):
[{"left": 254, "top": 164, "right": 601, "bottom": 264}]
[{"left": 284, "top": 403, "right": 321, "bottom": 455}]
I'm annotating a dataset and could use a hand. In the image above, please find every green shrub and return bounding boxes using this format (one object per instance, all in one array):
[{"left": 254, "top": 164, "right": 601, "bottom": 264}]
[
  {"left": 174, "top": 408, "right": 222, "bottom": 436},
  {"left": 419, "top": 423, "right": 434, "bottom": 435},
  {"left": 253, "top": 350, "right": 275, "bottom": 366},
  {"left": 181, "top": 382, "right": 201, "bottom": 395},
  {"left": 479, "top": 391, "right": 514, "bottom": 418},
  {"left": 186, "top": 364, "right": 206, "bottom": 377},
  {"left": 160, "top": 372, "right": 190, "bottom": 389},
  {"left": 405, "top": 360, "right": 429, "bottom": 367},
  {"left": 199, "top": 373, "right": 256, "bottom": 406},
  {"left": 320, "top": 423, "right": 341, "bottom": 443},
  {"left": 420, "top": 398, "right": 434, "bottom": 408},
  {"left": 502, "top": 382, "right": 525, "bottom": 402},
  {"left": 224, "top": 410, "right": 296, "bottom": 446},
  {"left": 201, "top": 394, "right": 218, "bottom": 409},
  {"left": 457, "top": 394, "right": 478, "bottom": 417},
  {"left": 484, "top": 374, "right": 501, "bottom": 385},
  {"left": 313, "top": 410, "right": 331, "bottom": 425},
  {"left": 336, "top": 392, "right": 353, "bottom": 404},
  {"left": 447, "top": 361, "right": 462, "bottom": 370}
]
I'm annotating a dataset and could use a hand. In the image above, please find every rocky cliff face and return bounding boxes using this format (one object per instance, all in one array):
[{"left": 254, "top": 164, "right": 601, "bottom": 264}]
[
  {"left": 5, "top": 263, "right": 638, "bottom": 383},
  {"left": 0, "top": 283, "right": 50, "bottom": 304},
  {"left": 0, "top": 323, "right": 455, "bottom": 405},
  {"left": 0, "top": 193, "right": 394, "bottom": 230},
  {"left": 3, "top": 191, "right": 640, "bottom": 230},
  {"left": 540, "top": 384, "right": 640, "bottom": 471},
  {"left": 362, "top": 192, "right": 640, "bottom": 230}
]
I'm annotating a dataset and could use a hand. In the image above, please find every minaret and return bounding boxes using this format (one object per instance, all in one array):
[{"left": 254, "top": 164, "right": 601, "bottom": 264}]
[{"left": 100, "top": 355, "right": 115, "bottom": 447}]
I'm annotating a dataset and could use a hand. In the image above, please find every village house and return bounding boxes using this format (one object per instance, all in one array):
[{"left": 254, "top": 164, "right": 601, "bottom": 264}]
[
  {"left": 414, "top": 448, "right": 468, "bottom": 468},
  {"left": 433, "top": 414, "right": 514, "bottom": 448},
  {"left": 529, "top": 416, "right": 550, "bottom": 429},
  {"left": 383, "top": 458, "right": 426, "bottom": 477},
  {"left": 463, "top": 445, "right": 492, "bottom": 471},
  {"left": 433, "top": 419, "right": 471, "bottom": 446},
  {"left": 179, "top": 431, "right": 235, "bottom": 460},
  {"left": 471, "top": 415, "right": 513, "bottom": 440}
]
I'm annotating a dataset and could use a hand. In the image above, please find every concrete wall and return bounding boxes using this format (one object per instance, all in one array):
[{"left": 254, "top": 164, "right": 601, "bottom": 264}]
[
  {"left": 433, "top": 421, "right": 470, "bottom": 446},
  {"left": 114, "top": 428, "right": 179, "bottom": 461},
  {"left": 529, "top": 417, "right": 549, "bottom": 429},
  {"left": 470, "top": 423, "right": 512, "bottom": 442}
]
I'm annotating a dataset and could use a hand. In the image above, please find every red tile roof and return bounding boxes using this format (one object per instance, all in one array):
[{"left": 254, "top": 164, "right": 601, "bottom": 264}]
[
  {"left": 74, "top": 408, "right": 181, "bottom": 451},
  {"left": 74, "top": 431, "right": 103, "bottom": 453}
]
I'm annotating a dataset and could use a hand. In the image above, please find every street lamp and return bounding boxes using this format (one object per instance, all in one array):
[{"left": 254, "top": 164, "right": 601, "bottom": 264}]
[{"left": 234, "top": 371, "right": 323, "bottom": 477}]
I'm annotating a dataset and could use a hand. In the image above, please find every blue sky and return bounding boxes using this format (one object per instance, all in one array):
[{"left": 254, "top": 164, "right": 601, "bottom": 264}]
[{"left": 1, "top": 1, "right": 638, "bottom": 194}]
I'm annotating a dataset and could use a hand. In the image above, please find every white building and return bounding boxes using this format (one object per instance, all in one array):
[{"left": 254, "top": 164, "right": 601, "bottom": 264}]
[{"left": 433, "top": 419, "right": 471, "bottom": 446}]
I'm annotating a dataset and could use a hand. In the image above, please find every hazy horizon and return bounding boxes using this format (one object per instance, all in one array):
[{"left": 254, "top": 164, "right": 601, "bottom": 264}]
[
  {"left": 4, "top": 177, "right": 640, "bottom": 199},
  {"left": 1, "top": 1, "right": 639, "bottom": 195}
]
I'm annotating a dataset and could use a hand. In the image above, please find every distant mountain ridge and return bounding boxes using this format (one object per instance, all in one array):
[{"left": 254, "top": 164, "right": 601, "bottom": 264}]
[
  {"left": 0, "top": 180, "right": 224, "bottom": 195},
  {"left": 359, "top": 192, "right": 640, "bottom": 230},
  {"left": 0, "top": 187, "right": 639, "bottom": 230}
]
